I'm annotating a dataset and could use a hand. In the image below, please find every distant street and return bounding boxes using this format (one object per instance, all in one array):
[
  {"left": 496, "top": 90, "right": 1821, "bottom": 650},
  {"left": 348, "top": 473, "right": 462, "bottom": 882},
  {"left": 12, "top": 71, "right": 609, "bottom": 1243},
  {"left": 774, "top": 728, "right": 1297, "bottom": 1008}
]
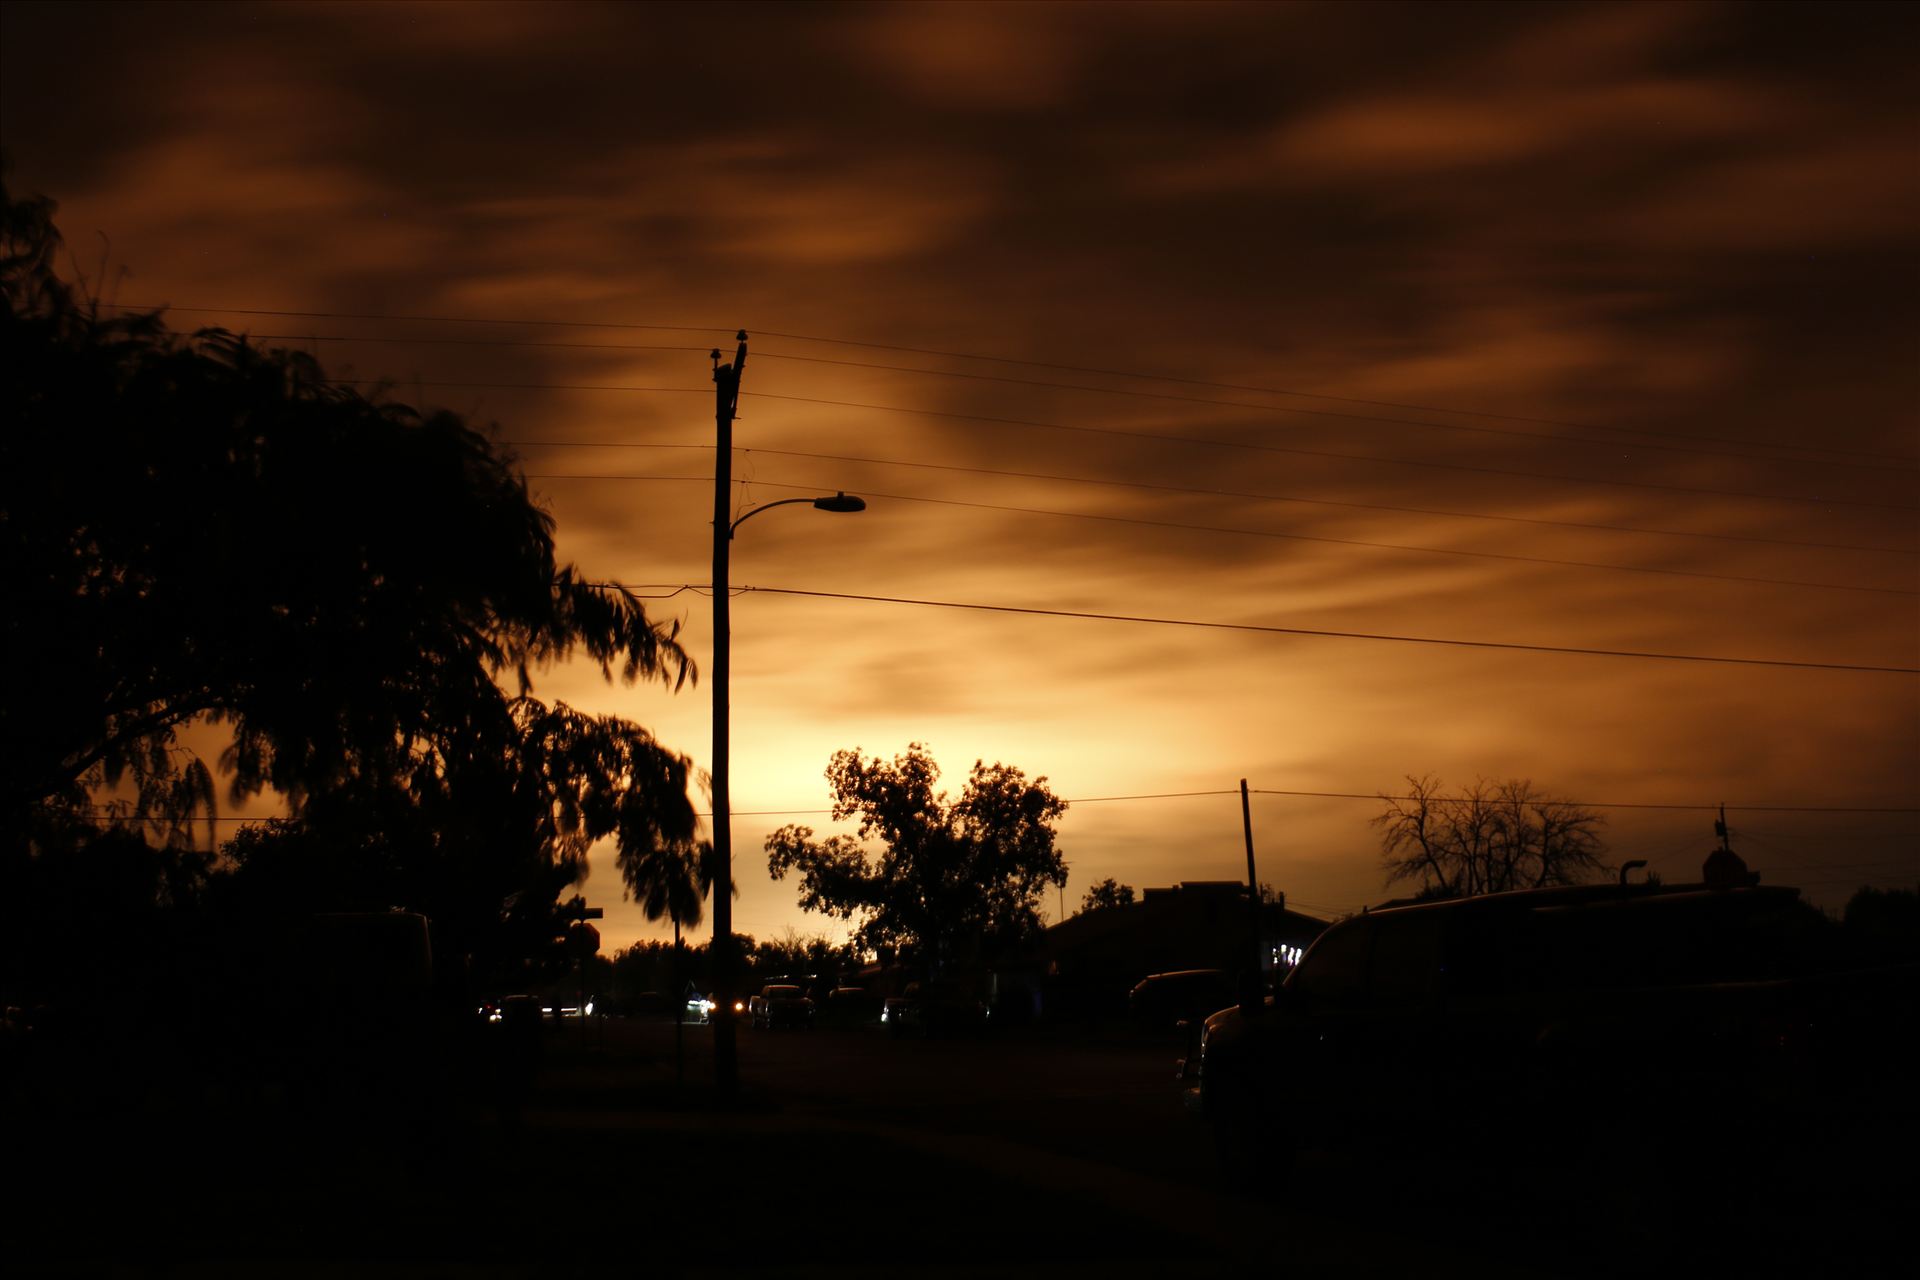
[{"left": 12, "top": 1014, "right": 1909, "bottom": 1275}]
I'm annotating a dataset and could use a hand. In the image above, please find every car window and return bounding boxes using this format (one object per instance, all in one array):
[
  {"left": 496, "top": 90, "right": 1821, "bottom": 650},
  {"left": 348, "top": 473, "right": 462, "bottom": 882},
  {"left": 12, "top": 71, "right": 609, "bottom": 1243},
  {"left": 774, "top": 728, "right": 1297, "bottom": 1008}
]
[
  {"left": 1436, "top": 906, "right": 1535, "bottom": 996},
  {"left": 1290, "top": 919, "right": 1370, "bottom": 1005},
  {"left": 1369, "top": 912, "right": 1445, "bottom": 1007},
  {"left": 1534, "top": 890, "right": 1830, "bottom": 989}
]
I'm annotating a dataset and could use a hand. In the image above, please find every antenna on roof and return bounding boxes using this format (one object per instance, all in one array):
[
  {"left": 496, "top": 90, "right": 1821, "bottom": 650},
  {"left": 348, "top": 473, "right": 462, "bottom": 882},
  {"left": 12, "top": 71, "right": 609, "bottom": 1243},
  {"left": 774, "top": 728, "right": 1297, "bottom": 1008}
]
[{"left": 1703, "top": 803, "right": 1758, "bottom": 889}]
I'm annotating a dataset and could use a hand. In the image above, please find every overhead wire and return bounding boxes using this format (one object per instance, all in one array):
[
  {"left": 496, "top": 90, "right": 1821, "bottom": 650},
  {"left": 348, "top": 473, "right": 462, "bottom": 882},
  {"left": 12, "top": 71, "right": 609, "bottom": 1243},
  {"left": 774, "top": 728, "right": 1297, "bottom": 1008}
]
[
  {"left": 84, "top": 788, "right": 1920, "bottom": 821},
  {"left": 507, "top": 438, "right": 1920, "bottom": 558},
  {"left": 750, "top": 348, "right": 1918, "bottom": 477},
  {"left": 730, "top": 584, "right": 1920, "bottom": 675},
  {"left": 738, "top": 331, "right": 1919, "bottom": 469},
  {"left": 1246, "top": 788, "right": 1920, "bottom": 814},
  {"left": 530, "top": 470, "right": 1912, "bottom": 597},
  {"left": 577, "top": 567, "right": 1915, "bottom": 679},
  {"left": 247, "top": 327, "right": 1917, "bottom": 482},
  {"left": 101, "top": 301, "right": 1917, "bottom": 467},
  {"left": 102, "top": 301, "right": 732, "bottom": 337},
  {"left": 323, "top": 375, "right": 1918, "bottom": 515},
  {"left": 734, "top": 389, "right": 1919, "bottom": 513}
]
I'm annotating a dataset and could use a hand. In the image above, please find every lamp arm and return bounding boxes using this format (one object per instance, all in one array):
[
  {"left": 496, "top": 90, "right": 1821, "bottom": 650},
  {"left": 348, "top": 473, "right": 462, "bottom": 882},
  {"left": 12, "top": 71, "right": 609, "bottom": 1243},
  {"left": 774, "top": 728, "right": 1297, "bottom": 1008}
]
[{"left": 727, "top": 497, "right": 817, "bottom": 540}]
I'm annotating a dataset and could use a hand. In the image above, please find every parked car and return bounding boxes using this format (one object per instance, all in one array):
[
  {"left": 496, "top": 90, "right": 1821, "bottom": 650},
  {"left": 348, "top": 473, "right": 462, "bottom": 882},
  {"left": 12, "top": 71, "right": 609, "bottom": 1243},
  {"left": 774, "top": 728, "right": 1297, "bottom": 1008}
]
[
  {"left": 749, "top": 984, "right": 815, "bottom": 1030},
  {"left": 1186, "top": 882, "right": 1919, "bottom": 1182},
  {"left": 823, "top": 986, "right": 881, "bottom": 1025},
  {"left": 884, "top": 980, "right": 989, "bottom": 1038},
  {"left": 625, "top": 991, "right": 669, "bottom": 1019},
  {"left": 1129, "top": 969, "right": 1236, "bottom": 1031}
]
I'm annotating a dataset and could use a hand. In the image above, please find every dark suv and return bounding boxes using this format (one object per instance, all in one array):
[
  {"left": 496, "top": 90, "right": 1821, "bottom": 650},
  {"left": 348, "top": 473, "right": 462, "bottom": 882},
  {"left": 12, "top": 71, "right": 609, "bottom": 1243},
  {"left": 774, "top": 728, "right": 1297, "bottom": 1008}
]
[
  {"left": 1129, "top": 969, "right": 1235, "bottom": 1032},
  {"left": 1187, "top": 882, "right": 1916, "bottom": 1178}
]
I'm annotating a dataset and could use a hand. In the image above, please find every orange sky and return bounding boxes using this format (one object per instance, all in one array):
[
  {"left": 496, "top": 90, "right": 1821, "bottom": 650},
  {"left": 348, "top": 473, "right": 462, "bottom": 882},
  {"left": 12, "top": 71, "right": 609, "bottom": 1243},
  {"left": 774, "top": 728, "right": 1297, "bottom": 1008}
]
[{"left": 5, "top": 0, "right": 1915, "bottom": 951}]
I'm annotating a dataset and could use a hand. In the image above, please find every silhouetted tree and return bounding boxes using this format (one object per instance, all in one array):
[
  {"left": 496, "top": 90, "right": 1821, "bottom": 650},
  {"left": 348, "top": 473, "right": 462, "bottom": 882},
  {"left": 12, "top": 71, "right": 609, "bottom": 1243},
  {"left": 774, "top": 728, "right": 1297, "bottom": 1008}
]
[
  {"left": 751, "top": 927, "right": 844, "bottom": 986},
  {"left": 608, "top": 941, "right": 674, "bottom": 1006},
  {"left": 2, "top": 179, "right": 691, "bottom": 854},
  {"left": 621, "top": 839, "right": 712, "bottom": 956},
  {"left": 1374, "top": 774, "right": 1608, "bottom": 898},
  {"left": 1079, "top": 878, "right": 1135, "bottom": 913},
  {"left": 206, "top": 696, "right": 699, "bottom": 987},
  {"left": 619, "top": 828, "right": 713, "bottom": 1075},
  {"left": 765, "top": 745, "right": 1067, "bottom": 975}
]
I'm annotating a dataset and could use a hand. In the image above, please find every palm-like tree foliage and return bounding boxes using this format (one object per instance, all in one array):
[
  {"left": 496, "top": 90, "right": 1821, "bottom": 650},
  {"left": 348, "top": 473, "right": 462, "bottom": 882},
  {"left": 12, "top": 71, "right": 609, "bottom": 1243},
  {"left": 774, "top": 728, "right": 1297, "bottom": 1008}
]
[{"left": 620, "top": 832, "right": 718, "bottom": 958}]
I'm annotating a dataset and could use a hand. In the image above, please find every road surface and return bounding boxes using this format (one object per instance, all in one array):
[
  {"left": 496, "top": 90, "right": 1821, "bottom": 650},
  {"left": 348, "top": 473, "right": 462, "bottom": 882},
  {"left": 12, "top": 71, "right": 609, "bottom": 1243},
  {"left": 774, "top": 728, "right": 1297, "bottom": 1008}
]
[{"left": 10, "top": 1013, "right": 1906, "bottom": 1274}]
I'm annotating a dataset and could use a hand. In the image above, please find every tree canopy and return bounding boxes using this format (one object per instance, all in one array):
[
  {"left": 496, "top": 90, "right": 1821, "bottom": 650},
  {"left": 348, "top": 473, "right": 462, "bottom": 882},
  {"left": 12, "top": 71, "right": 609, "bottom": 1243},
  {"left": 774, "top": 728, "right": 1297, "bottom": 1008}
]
[
  {"left": 1, "top": 178, "right": 704, "bottom": 976},
  {"left": 1373, "top": 775, "right": 1608, "bottom": 898},
  {"left": 2, "top": 178, "right": 690, "bottom": 847},
  {"left": 765, "top": 745, "right": 1067, "bottom": 972},
  {"left": 1080, "top": 877, "right": 1135, "bottom": 913}
]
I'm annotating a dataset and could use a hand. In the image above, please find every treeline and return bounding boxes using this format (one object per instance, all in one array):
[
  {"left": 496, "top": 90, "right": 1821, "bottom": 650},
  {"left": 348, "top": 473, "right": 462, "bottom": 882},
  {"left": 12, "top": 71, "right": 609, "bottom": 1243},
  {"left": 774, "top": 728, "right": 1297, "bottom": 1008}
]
[{"left": 589, "top": 932, "right": 864, "bottom": 1013}]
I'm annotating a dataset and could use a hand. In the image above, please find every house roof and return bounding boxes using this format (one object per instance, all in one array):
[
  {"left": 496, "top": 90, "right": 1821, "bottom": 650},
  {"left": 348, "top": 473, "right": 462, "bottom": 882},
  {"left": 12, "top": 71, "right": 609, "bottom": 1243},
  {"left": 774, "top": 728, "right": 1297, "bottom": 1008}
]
[{"left": 1014, "top": 882, "right": 1330, "bottom": 978}]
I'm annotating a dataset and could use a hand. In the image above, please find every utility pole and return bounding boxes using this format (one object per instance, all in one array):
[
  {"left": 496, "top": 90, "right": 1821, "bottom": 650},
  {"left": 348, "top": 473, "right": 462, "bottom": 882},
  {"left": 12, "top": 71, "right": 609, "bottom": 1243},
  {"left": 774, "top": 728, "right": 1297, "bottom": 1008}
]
[
  {"left": 709, "top": 331, "right": 747, "bottom": 1096},
  {"left": 1240, "top": 779, "right": 1263, "bottom": 1009}
]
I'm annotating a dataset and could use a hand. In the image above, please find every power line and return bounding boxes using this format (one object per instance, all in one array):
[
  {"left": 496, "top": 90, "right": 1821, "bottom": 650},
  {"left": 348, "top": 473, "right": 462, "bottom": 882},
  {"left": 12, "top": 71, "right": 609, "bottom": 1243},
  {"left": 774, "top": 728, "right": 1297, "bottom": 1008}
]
[
  {"left": 255, "top": 332, "right": 714, "bottom": 357},
  {"left": 81, "top": 790, "right": 1920, "bottom": 825},
  {"left": 739, "top": 331, "right": 1919, "bottom": 470},
  {"left": 1066, "top": 790, "right": 1242, "bottom": 804},
  {"left": 1246, "top": 788, "right": 1920, "bottom": 815},
  {"left": 251, "top": 327, "right": 1915, "bottom": 479},
  {"left": 326, "top": 374, "right": 1919, "bottom": 515},
  {"left": 104, "top": 302, "right": 1915, "bottom": 468},
  {"left": 335, "top": 378, "right": 709, "bottom": 397},
  {"left": 732, "top": 584, "right": 1920, "bottom": 675},
  {"left": 533, "top": 470, "right": 1912, "bottom": 597},
  {"left": 104, "top": 301, "right": 733, "bottom": 338},
  {"left": 734, "top": 389, "right": 1917, "bottom": 514},
  {"left": 749, "top": 348, "right": 1917, "bottom": 478},
  {"left": 509, "top": 438, "right": 1919, "bottom": 558}
]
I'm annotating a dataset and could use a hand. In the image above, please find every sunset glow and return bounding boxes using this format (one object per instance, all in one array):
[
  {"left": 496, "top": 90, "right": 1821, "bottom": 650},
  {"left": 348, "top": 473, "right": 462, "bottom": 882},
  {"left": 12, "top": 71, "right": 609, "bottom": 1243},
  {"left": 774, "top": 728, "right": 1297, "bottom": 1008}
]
[{"left": 6, "top": 0, "right": 1914, "bottom": 952}]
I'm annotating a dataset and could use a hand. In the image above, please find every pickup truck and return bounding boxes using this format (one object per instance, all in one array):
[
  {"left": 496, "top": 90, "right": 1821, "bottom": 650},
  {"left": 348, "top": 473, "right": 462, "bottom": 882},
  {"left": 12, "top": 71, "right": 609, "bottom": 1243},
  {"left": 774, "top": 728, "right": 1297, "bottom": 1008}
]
[
  {"left": 1187, "top": 881, "right": 1918, "bottom": 1181},
  {"left": 882, "top": 980, "right": 989, "bottom": 1038}
]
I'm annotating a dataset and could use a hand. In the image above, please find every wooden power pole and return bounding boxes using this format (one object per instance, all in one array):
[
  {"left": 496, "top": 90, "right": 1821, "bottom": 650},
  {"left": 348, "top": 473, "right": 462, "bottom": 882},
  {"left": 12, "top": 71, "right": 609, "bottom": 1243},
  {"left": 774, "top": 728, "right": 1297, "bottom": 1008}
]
[
  {"left": 1240, "top": 779, "right": 1263, "bottom": 1003},
  {"left": 709, "top": 332, "right": 747, "bottom": 1096}
]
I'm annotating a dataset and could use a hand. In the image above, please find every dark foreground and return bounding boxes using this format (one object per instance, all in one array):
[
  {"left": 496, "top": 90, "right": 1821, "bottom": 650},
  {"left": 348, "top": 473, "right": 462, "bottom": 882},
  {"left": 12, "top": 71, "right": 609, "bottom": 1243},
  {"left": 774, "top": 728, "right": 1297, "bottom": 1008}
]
[{"left": 9, "top": 1015, "right": 1912, "bottom": 1276}]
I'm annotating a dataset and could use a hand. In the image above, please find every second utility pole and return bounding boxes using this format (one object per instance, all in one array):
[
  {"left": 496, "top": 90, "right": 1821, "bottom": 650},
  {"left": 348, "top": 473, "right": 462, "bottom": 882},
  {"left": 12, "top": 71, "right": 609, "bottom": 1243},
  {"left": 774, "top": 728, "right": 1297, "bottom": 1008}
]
[
  {"left": 1240, "top": 778, "right": 1264, "bottom": 1006},
  {"left": 709, "top": 330, "right": 747, "bottom": 1096}
]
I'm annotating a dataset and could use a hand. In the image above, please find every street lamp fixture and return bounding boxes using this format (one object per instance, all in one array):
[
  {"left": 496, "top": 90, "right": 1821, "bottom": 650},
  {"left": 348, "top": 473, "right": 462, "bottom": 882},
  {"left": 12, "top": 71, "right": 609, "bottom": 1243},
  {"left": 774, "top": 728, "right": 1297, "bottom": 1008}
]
[
  {"left": 708, "top": 332, "right": 864, "bottom": 1096},
  {"left": 728, "top": 491, "right": 867, "bottom": 539}
]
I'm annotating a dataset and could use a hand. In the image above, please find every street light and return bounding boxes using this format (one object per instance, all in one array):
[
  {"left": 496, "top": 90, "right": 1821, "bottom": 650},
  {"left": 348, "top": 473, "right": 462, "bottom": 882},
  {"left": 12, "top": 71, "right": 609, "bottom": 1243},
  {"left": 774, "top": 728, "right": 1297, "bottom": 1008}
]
[
  {"left": 729, "top": 492, "right": 867, "bottom": 538},
  {"left": 708, "top": 333, "right": 864, "bottom": 1095}
]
